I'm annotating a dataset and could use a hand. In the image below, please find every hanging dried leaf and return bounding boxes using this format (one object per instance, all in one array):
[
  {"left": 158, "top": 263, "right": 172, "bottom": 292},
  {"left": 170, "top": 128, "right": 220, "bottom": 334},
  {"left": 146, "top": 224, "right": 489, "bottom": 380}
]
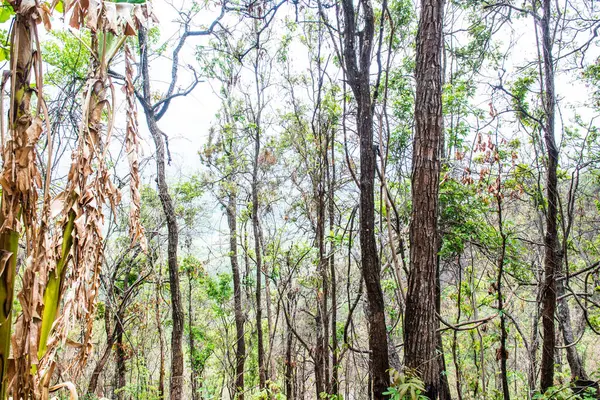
[{"left": 125, "top": 41, "right": 147, "bottom": 252}]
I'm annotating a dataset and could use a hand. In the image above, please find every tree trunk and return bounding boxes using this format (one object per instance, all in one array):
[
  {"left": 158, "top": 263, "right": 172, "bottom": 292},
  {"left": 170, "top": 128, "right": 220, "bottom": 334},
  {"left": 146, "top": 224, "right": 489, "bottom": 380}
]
[
  {"left": 148, "top": 244, "right": 166, "bottom": 399},
  {"left": 115, "top": 319, "right": 126, "bottom": 400},
  {"left": 138, "top": 27, "right": 184, "bottom": 400},
  {"left": 188, "top": 270, "right": 199, "bottom": 400},
  {"left": 436, "top": 255, "right": 452, "bottom": 400},
  {"left": 252, "top": 123, "right": 267, "bottom": 389},
  {"left": 285, "top": 291, "right": 296, "bottom": 400},
  {"left": 540, "top": 0, "right": 559, "bottom": 392},
  {"left": 404, "top": 0, "right": 444, "bottom": 397},
  {"left": 340, "top": 0, "right": 390, "bottom": 395},
  {"left": 87, "top": 330, "right": 116, "bottom": 395},
  {"left": 227, "top": 191, "right": 246, "bottom": 398},
  {"left": 497, "top": 197, "right": 510, "bottom": 400},
  {"left": 315, "top": 161, "right": 327, "bottom": 397},
  {"left": 328, "top": 130, "right": 339, "bottom": 395}
]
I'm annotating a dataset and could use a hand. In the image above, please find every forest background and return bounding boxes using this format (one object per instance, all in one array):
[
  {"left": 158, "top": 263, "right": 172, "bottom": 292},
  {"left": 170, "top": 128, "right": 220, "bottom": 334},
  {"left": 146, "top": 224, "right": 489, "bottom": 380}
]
[{"left": 0, "top": 0, "right": 599, "bottom": 399}]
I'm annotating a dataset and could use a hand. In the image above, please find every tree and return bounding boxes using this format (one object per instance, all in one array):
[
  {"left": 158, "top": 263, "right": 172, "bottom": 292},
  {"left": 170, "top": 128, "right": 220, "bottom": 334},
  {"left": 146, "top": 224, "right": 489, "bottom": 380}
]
[
  {"left": 404, "top": 0, "right": 445, "bottom": 398},
  {"left": 136, "top": 6, "right": 225, "bottom": 395},
  {"left": 338, "top": 0, "right": 391, "bottom": 396},
  {"left": 539, "top": 0, "right": 559, "bottom": 391},
  {"left": 200, "top": 48, "right": 247, "bottom": 397}
]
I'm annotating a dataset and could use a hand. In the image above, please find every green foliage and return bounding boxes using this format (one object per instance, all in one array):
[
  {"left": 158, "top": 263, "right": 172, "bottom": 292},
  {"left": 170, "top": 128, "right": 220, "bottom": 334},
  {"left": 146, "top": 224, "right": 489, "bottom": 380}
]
[
  {"left": 510, "top": 70, "right": 537, "bottom": 125},
  {"left": 42, "top": 31, "right": 90, "bottom": 84},
  {"left": 174, "top": 175, "right": 204, "bottom": 203},
  {"left": 189, "top": 324, "right": 214, "bottom": 373},
  {"left": 181, "top": 255, "right": 204, "bottom": 277},
  {"left": 0, "top": 3, "right": 13, "bottom": 24},
  {"left": 583, "top": 59, "right": 600, "bottom": 108},
  {"left": 252, "top": 381, "right": 286, "bottom": 400},
  {"left": 439, "top": 176, "right": 494, "bottom": 258},
  {"left": 532, "top": 385, "right": 572, "bottom": 400},
  {"left": 384, "top": 370, "right": 428, "bottom": 400},
  {"left": 205, "top": 272, "right": 233, "bottom": 306},
  {"left": 0, "top": 29, "right": 8, "bottom": 62},
  {"left": 0, "top": 2, "right": 11, "bottom": 62}
]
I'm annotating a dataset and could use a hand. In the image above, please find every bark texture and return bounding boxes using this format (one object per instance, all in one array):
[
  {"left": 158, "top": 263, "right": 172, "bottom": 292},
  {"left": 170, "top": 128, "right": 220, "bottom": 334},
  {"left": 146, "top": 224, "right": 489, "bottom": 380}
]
[
  {"left": 227, "top": 192, "right": 246, "bottom": 398},
  {"left": 252, "top": 119, "right": 267, "bottom": 389},
  {"left": 540, "top": 0, "right": 559, "bottom": 392},
  {"left": 404, "top": 0, "right": 444, "bottom": 397}
]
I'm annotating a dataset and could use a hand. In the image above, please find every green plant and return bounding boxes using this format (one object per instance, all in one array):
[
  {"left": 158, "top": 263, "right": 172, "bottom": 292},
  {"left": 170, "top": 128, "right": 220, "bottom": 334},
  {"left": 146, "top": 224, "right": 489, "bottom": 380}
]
[
  {"left": 252, "top": 380, "right": 286, "bottom": 400},
  {"left": 384, "top": 369, "right": 428, "bottom": 400}
]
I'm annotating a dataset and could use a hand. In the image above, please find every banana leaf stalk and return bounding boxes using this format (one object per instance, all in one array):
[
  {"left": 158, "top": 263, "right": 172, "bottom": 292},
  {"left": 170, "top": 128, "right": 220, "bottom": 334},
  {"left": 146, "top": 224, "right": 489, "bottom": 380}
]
[
  {"left": 0, "top": 220, "right": 19, "bottom": 400},
  {"left": 0, "top": 4, "right": 37, "bottom": 396},
  {"left": 36, "top": 211, "right": 75, "bottom": 360}
]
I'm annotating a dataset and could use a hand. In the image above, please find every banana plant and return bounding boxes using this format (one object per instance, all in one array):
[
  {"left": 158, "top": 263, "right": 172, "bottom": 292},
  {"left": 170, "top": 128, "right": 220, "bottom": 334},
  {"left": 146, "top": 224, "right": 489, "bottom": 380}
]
[
  {"left": 0, "top": 0, "right": 152, "bottom": 398},
  {"left": 35, "top": 0, "right": 152, "bottom": 368}
]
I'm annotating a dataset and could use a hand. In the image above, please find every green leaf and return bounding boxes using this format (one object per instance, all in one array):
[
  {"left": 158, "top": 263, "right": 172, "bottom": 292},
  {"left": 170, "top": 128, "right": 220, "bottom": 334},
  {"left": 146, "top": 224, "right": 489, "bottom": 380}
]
[{"left": 0, "top": 5, "right": 14, "bottom": 23}]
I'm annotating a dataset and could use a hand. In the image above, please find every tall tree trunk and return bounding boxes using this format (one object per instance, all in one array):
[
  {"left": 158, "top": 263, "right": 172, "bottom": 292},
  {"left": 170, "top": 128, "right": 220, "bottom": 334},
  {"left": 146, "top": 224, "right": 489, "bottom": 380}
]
[
  {"left": 539, "top": 0, "right": 559, "bottom": 392},
  {"left": 436, "top": 254, "right": 452, "bottom": 400},
  {"left": 285, "top": 291, "right": 296, "bottom": 400},
  {"left": 138, "top": 27, "right": 184, "bottom": 400},
  {"left": 356, "top": 69, "right": 390, "bottom": 400},
  {"left": 155, "top": 259, "right": 166, "bottom": 399},
  {"left": 252, "top": 124, "right": 267, "bottom": 389},
  {"left": 188, "top": 270, "right": 199, "bottom": 400},
  {"left": 340, "top": 0, "right": 390, "bottom": 396},
  {"left": 315, "top": 163, "right": 327, "bottom": 397},
  {"left": 328, "top": 130, "right": 338, "bottom": 395},
  {"left": 115, "top": 318, "right": 126, "bottom": 400},
  {"left": 87, "top": 334, "right": 115, "bottom": 395},
  {"left": 227, "top": 191, "right": 246, "bottom": 398},
  {"left": 404, "top": 0, "right": 444, "bottom": 397},
  {"left": 497, "top": 196, "right": 510, "bottom": 400}
]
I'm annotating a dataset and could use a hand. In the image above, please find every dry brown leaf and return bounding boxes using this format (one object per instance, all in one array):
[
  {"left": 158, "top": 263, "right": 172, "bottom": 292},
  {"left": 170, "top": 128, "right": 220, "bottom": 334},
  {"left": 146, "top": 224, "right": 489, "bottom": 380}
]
[
  {"left": 69, "top": 3, "right": 83, "bottom": 29},
  {"left": 86, "top": 0, "right": 100, "bottom": 30},
  {"left": 104, "top": 2, "right": 118, "bottom": 34},
  {"left": 38, "top": 4, "right": 52, "bottom": 31}
]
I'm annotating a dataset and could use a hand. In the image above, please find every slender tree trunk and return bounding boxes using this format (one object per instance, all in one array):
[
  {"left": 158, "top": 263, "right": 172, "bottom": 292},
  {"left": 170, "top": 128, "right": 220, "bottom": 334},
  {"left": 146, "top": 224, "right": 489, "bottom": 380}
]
[
  {"left": 540, "top": 0, "right": 559, "bottom": 392},
  {"left": 115, "top": 319, "right": 126, "bottom": 400},
  {"left": 227, "top": 191, "right": 246, "bottom": 398},
  {"left": 340, "top": 0, "right": 390, "bottom": 395},
  {"left": 285, "top": 291, "right": 296, "bottom": 400},
  {"left": 357, "top": 92, "right": 390, "bottom": 400},
  {"left": 156, "top": 271, "right": 166, "bottom": 399},
  {"left": 252, "top": 126, "right": 267, "bottom": 389},
  {"left": 436, "top": 254, "right": 452, "bottom": 400},
  {"left": 328, "top": 130, "right": 339, "bottom": 396},
  {"left": 404, "top": 0, "right": 444, "bottom": 397},
  {"left": 452, "top": 258, "right": 464, "bottom": 400},
  {"left": 138, "top": 27, "right": 184, "bottom": 400},
  {"left": 87, "top": 329, "right": 117, "bottom": 395},
  {"left": 264, "top": 257, "right": 276, "bottom": 381},
  {"left": 148, "top": 110, "right": 185, "bottom": 400},
  {"left": 315, "top": 167, "right": 327, "bottom": 397},
  {"left": 188, "top": 270, "right": 199, "bottom": 400},
  {"left": 497, "top": 195, "right": 510, "bottom": 400}
]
